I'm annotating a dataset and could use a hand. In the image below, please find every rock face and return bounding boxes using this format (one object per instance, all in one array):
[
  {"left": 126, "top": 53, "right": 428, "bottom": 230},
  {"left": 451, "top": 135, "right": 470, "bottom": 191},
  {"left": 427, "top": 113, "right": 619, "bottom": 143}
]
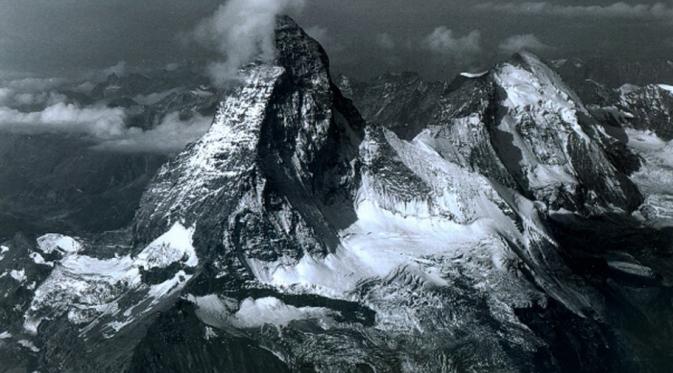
[
  {"left": 1, "top": 17, "right": 672, "bottom": 373},
  {"left": 350, "top": 52, "right": 642, "bottom": 214},
  {"left": 616, "top": 84, "right": 673, "bottom": 141}
]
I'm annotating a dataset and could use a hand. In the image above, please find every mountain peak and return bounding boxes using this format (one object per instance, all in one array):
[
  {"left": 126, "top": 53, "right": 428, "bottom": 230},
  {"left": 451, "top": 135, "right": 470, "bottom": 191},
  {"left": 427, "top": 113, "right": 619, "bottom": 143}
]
[{"left": 273, "top": 15, "right": 330, "bottom": 82}]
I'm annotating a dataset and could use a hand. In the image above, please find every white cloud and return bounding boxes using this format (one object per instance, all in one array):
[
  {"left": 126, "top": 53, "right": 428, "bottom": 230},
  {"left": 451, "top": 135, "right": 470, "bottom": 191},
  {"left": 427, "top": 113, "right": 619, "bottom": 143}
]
[
  {"left": 93, "top": 112, "right": 212, "bottom": 154},
  {"left": 0, "top": 101, "right": 211, "bottom": 154},
  {"left": 0, "top": 102, "right": 127, "bottom": 139},
  {"left": 376, "top": 33, "right": 396, "bottom": 50},
  {"left": 475, "top": 2, "right": 673, "bottom": 20},
  {"left": 499, "top": 34, "right": 552, "bottom": 54},
  {"left": 0, "top": 77, "right": 71, "bottom": 108},
  {"left": 193, "top": 0, "right": 305, "bottom": 87},
  {"left": 423, "top": 27, "right": 482, "bottom": 58}
]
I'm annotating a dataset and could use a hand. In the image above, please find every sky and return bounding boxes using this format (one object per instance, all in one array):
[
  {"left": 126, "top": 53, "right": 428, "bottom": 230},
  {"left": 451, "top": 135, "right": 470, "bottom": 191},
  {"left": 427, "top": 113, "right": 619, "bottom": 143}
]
[
  {"left": 1, "top": 0, "right": 672, "bottom": 81},
  {"left": 0, "top": 0, "right": 671, "bottom": 153}
]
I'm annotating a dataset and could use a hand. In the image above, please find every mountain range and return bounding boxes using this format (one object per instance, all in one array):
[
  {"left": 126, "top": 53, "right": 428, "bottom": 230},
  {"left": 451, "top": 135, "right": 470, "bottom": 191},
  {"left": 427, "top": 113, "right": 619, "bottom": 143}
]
[{"left": 1, "top": 16, "right": 672, "bottom": 373}]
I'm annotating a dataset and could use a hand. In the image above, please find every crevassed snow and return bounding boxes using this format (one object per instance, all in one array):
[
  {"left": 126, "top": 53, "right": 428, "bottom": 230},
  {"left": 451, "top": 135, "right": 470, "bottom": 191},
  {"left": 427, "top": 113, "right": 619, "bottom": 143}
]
[
  {"left": 25, "top": 222, "right": 198, "bottom": 336},
  {"left": 36, "top": 234, "right": 82, "bottom": 255}
]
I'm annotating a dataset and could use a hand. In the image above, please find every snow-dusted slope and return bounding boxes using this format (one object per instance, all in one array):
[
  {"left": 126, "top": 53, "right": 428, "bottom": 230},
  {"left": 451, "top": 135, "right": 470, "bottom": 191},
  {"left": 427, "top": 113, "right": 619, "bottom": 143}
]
[{"left": 626, "top": 129, "right": 673, "bottom": 226}]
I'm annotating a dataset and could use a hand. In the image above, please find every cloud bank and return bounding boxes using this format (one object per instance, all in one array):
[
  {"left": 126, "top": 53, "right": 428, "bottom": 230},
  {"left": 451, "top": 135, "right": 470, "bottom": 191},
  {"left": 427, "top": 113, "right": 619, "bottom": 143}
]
[
  {"left": 423, "top": 27, "right": 482, "bottom": 60},
  {"left": 499, "top": 34, "right": 552, "bottom": 55},
  {"left": 94, "top": 112, "right": 212, "bottom": 154},
  {"left": 0, "top": 101, "right": 211, "bottom": 154},
  {"left": 0, "top": 103, "right": 128, "bottom": 139},
  {"left": 475, "top": 2, "right": 673, "bottom": 20},
  {"left": 193, "top": 0, "right": 305, "bottom": 86}
]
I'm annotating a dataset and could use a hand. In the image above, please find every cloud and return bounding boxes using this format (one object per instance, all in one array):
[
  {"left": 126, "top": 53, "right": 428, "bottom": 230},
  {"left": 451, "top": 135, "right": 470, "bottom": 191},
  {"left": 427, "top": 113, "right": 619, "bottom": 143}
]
[
  {"left": 0, "top": 103, "right": 128, "bottom": 139},
  {"left": 94, "top": 112, "right": 212, "bottom": 154},
  {"left": 0, "top": 100, "right": 211, "bottom": 154},
  {"left": 474, "top": 2, "right": 673, "bottom": 20},
  {"left": 0, "top": 77, "right": 72, "bottom": 108},
  {"left": 499, "top": 34, "right": 552, "bottom": 54},
  {"left": 103, "top": 61, "right": 128, "bottom": 77},
  {"left": 3, "top": 77, "right": 68, "bottom": 92},
  {"left": 192, "top": 0, "right": 305, "bottom": 87},
  {"left": 423, "top": 27, "right": 482, "bottom": 59},
  {"left": 376, "top": 33, "right": 396, "bottom": 50}
]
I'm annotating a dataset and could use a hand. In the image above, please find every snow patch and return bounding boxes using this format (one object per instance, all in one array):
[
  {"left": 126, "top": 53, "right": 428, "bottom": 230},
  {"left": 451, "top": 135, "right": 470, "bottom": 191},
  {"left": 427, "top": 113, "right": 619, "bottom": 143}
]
[
  {"left": 232, "top": 297, "right": 335, "bottom": 328},
  {"left": 10, "top": 269, "right": 26, "bottom": 283},
  {"left": 187, "top": 294, "right": 337, "bottom": 329},
  {"left": 24, "top": 223, "right": 198, "bottom": 336},
  {"left": 29, "top": 252, "right": 52, "bottom": 267},
  {"left": 658, "top": 84, "right": 673, "bottom": 95},
  {"left": 460, "top": 71, "right": 488, "bottom": 78},
  {"left": 136, "top": 223, "right": 198, "bottom": 269},
  {"left": 36, "top": 234, "right": 81, "bottom": 255},
  {"left": 17, "top": 339, "right": 39, "bottom": 352}
]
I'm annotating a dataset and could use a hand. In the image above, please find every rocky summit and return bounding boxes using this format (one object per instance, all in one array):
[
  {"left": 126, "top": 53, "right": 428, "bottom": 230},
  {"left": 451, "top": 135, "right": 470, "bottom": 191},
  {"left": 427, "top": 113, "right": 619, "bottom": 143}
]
[{"left": 1, "top": 16, "right": 672, "bottom": 373}]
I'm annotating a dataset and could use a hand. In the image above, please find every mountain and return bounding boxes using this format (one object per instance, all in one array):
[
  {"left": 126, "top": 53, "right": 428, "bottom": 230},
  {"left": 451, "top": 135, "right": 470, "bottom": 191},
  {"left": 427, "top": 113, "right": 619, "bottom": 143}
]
[
  {"left": 551, "top": 64, "right": 673, "bottom": 228},
  {"left": 1, "top": 17, "right": 672, "bottom": 373},
  {"left": 346, "top": 52, "right": 642, "bottom": 215}
]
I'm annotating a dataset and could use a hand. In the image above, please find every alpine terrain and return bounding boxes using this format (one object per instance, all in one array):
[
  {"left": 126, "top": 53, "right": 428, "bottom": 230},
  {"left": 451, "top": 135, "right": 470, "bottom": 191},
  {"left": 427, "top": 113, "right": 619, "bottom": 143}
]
[{"left": 1, "top": 16, "right": 672, "bottom": 373}]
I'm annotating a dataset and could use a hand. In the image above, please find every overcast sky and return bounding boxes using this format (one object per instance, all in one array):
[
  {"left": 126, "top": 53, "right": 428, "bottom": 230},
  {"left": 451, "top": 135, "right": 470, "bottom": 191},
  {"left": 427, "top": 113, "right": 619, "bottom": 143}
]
[{"left": 1, "top": 0, "right": 672, "bottom": 80}]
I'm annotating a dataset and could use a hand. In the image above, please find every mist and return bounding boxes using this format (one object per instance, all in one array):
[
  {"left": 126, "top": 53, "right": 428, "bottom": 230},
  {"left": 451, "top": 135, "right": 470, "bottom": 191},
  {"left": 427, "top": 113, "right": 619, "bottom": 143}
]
[{"left": 192, "top": 0, "right": 305, "bottom": 86}]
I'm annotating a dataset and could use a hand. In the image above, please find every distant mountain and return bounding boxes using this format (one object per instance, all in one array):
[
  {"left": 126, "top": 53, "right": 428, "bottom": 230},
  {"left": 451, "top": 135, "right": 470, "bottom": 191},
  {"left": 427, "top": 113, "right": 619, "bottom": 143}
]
[
  {"left": 1, "top": 17, "right": 672, "bottom": 373},
  {"left": 0, "top": 66, "right": 219, "bottom": 240}
]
